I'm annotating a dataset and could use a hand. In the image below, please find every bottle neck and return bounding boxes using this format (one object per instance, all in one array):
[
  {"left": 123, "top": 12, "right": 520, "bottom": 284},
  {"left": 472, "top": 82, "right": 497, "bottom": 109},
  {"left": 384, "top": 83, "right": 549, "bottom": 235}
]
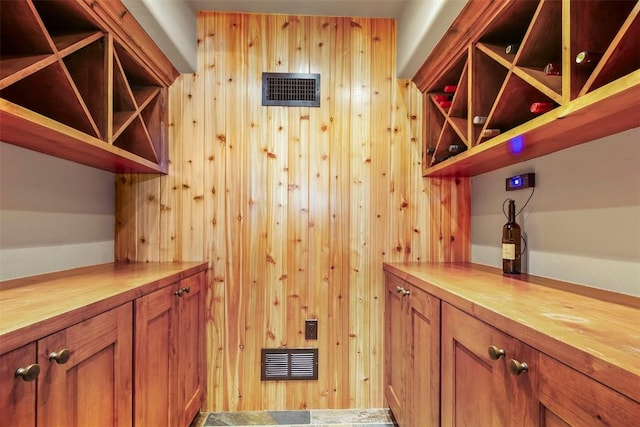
[{"left": 508, "top": 201, "right": 516, "bottom": 223}]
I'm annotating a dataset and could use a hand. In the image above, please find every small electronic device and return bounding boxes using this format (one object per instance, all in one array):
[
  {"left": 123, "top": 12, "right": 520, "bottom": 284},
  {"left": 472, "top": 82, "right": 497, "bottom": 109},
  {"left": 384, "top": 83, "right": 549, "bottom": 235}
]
[{"left": 506, "top": 173, "right": 535, "bottom": 191}]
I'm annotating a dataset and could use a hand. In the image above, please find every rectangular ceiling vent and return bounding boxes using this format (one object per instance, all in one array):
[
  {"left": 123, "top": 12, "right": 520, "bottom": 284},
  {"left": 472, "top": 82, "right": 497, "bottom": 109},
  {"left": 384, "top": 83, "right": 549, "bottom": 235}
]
[
  {"left": 261, "top": 348, "right": 318, "bottom": 381},
  {"left": 262, "top": 73, "right": 320, "bottom": 107}
]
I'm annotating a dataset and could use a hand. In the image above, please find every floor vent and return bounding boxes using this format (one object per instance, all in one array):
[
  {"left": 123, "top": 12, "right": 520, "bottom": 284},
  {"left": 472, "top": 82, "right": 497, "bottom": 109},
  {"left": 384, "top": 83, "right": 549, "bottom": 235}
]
[
  {"left": 262, "top": 73, "right": 320, "bottom": 107},
  {"left": 261, "top": 348, "right": 318, "bottom": 381}
]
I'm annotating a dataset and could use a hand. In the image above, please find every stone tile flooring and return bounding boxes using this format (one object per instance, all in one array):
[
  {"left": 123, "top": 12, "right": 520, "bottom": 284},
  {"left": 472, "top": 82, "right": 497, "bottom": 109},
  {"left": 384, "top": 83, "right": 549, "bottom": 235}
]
[{"left": 191, "top": 409, "right": 397, "bottom": 426}]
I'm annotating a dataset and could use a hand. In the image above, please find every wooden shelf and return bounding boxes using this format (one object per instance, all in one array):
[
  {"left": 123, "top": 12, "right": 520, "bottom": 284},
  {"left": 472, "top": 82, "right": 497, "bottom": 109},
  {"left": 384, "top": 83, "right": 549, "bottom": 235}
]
[
  {"left": 424, "top": 70, "right": 640, "bottom": 176},
  {"left": 0, "top": 0, "right": 178, "bottom": 174},
  {"left": 1, "top": 98, "right": 163, "bottom": 173},
  {"left": 417, "top": 0, "right": 640, "bottom": 177}
]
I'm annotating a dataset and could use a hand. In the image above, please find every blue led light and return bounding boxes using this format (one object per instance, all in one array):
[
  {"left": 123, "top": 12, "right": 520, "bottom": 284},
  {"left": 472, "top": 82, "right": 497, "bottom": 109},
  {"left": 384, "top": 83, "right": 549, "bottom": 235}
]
[
  {"left": 513, "top": 177, "right": 521, "bottom": 186},
  {"left": 509, "top": 135, "right": 525, "bottom": 154}
]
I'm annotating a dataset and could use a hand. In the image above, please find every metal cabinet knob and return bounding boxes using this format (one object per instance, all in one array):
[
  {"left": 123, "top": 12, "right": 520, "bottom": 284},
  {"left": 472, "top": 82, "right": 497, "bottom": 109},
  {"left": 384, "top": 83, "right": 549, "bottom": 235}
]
[
  {"left": 49, "top": 349, "right": 71, "bottom": 364},
  {"left": 508, "top": 359, "right": 529, "bottom": 376},
  {"left": 15, "top": 364, "right": 40, "bottom": 382},
  {"left": 488, "top": 345, "right": 506, "bottom": 360},
  {"left": 174, "top": 286, "right": 191, "bottom": 297},
  {"left": 395, "top": 286, "right": 410, "bottom": 297}
]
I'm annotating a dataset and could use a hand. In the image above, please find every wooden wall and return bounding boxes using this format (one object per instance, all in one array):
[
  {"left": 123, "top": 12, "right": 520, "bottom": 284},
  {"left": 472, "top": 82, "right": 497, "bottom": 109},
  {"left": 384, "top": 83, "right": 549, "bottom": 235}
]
[{"left": 115, "top": 12, "right": 470, "bottom": 411}]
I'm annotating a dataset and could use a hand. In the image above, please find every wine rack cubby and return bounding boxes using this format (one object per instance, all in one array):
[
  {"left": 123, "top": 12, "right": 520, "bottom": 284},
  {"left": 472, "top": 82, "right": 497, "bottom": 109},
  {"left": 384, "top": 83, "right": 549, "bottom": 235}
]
[
  {"left": 0, "top": 0, "right": 178, "bottom": 173},
  {"left": 418, "top": 0, "right": 640, "bottom": 177}
]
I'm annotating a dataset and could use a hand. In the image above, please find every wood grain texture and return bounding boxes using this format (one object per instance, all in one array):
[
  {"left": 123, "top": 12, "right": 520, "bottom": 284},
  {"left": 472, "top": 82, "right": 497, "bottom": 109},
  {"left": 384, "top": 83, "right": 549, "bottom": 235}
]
[
  {"left": 114, "top": 12, "right": 469, "bottom": 411},
  {"left": 0, "top": 262, "right": 207, "bottom": 355},
  {"left": 77, "top": 0, "right": 179, "bottom": 86},
  {"left": 37, "top": 303, "right": 133, "bottom": 427},
  {"left": 0, "top": 344, "right": 36, "bottom": 426},
  {"left": 384, "top": 262, "right": 640, "bottom": 404}
]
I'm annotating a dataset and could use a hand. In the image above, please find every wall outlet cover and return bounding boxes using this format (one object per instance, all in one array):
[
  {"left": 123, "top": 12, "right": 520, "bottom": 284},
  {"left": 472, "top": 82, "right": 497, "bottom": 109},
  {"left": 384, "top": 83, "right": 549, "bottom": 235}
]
[{"left": 305, "top": 319, "right": 318, "bottom": 340}]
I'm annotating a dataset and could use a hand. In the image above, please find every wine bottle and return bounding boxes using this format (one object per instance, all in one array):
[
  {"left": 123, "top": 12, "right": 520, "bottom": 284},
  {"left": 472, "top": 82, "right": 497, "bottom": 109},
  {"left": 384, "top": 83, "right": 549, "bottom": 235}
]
[
  {"left": 481, "top": 128, "right": 500, "bottom": 138},
  {"left": 434, "top": 94, "right": 453, "bottom": 102},
  {"left": 502, "top": 199, "right": 521, "bottom": 274},
  {"left": 575, "top": 51, "right": 602, "bottom": 65},
  {"left": 443, "top": 85, "right": 457, "bottom": 93},
  {"left": 426, "top": 147, "right": 435, "bottom": 155},
  {"left": 530, "top": 102, "right": 555, "bottom": 114},
  {"left": 448, "top": 144, "right": 467, "bottom": 154},
  {"left": 505, "top": 43, "right": 520, "bottom": 54},
  {"left": 438, "top": 100, "right": 452, "bottom": 108},
  {"left": 543, "top": 63, "right": 561, "bottom": 76},
  {"left": 473, "top": 116, "right": 487, "bottom": 125}
]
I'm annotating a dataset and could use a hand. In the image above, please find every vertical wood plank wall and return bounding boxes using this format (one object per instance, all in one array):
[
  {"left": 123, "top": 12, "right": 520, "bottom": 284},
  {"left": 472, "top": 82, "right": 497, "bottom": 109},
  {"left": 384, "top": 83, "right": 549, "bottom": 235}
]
[{"left": 115, "top": 12, "right": 470, "bottom": 411}]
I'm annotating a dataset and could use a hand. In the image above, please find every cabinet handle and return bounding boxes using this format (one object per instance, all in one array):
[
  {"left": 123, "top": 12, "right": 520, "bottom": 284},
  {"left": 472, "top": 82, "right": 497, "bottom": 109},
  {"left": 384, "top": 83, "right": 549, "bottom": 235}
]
[
  {"left": 174, "top": 286, "right": 191, "bottom": 297},
  {"left": 508, "top": 359, "right": 529, "bottom": 376},
  {"left": 488, "top": 345, "right": 506, "bottom": 360},
  {"left": 395, "top": 286, "right": 411, "bottom": 297},
  {"left": 49, "top": 349, "right": 71, "bottom": 365},
  {"left": 15, "top": 364, "right": 40, "bottom": 382}
]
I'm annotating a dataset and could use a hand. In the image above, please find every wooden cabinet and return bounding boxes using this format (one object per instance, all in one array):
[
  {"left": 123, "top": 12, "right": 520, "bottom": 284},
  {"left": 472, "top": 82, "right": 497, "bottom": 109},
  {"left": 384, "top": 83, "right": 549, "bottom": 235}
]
[
  {"left": 441, "top": 302, "right": 640, "bottom": 426},
  {"left": 538, "top": 354, "right": 640, "bottom": 426},
  {"left": 176, "top": 272, "right": 206, "bottom": 426},
  {"left": 0, "top": 304, "right": 132, "bottom": 427},
  {"left": 0, "top": 344, "right": 37, "bottom": 427},
  {"left": 0, "top": 0, "right": 179, "bottom": 173},
  {"left": 384, "top": 273, "right": 408, "bottom": 425},
  {"left": 441, "top": 303, "right": 538, "bottom": 426},
  {"left": 406, "top": 283, "right": 440, "bottom": 426},
  {"left": 0, "top": 263, "right": 207, "bottom": 427},
  {"left": 37, "top": 304, "right": 133, "bottom": 427},
  {"left": 135, "top": 271, "right": 205, "bottom": 426},
  {"left": 384, "top": 272, "right": 440, "bottom": 427},
  {"left": 416, "top": 0, "right": 640, "bottom": 176}
]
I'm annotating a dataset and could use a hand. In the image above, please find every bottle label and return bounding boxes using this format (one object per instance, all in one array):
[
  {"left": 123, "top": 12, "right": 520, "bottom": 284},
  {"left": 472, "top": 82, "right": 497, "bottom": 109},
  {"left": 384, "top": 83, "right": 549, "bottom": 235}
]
[{"left": 502, "top": 243, "right": 516, "bottom": 260}]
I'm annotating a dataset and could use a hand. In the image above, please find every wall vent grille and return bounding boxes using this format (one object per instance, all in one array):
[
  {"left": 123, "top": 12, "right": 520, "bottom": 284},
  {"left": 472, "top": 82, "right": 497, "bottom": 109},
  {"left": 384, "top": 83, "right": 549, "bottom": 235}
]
[
  {"left": 261, "top": 348, "right": 318, "bottom": 381},
  {"left": 262, "top": 73, "right": 320, "bottom": 107}
]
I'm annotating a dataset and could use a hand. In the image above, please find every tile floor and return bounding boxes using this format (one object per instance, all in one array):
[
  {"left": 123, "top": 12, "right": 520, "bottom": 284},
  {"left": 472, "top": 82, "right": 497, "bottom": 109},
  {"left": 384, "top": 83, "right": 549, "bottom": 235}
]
[{"left": 190, "top": 409, "right": 397, "bottom": 427}]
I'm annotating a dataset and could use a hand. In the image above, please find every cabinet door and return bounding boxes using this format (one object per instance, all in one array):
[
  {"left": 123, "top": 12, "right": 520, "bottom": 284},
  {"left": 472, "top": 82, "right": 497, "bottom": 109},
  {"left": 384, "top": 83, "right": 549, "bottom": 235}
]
[
  {"left": 384, "top": 273, "right": 409, "bottom": 425},
  {"left": 538, "top": 353, "right": 640, "bottom": 426},
  {"left": 0, "top": 344, "right": 37, "bottom": 427},
  {"left": 408, "top": 286, "right": 440, "bottom": 427},
  {"left": 441, "top": 303, "right": 513, "bottom": 426},
  {"left": 134, "top": 283, "right": 179, "bottom": 426},
  {"left": 442, "top": 303, "right": 541, "bottom": 426},
  {"left": 37, "top": 304, "right": 133, "bottom": 427},
  {"left": 177, "top": 272, "right": 205, "bottom": 426}
]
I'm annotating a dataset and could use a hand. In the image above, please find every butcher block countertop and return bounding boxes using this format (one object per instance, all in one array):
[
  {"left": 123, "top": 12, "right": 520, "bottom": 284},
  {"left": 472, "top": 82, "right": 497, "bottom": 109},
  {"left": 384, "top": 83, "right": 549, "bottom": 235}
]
[
  {"left": 384, "top": 262, "right": 640, "bottom": 404},
  {"left": 0, "top": 262, "right": 207, "bottom": 355}
]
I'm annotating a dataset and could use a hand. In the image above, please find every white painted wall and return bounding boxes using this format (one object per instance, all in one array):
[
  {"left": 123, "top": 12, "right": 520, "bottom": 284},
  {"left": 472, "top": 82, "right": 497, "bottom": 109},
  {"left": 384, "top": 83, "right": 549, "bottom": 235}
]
[
  {"left": 471, "top": 127, "right": 640, "bottom": 296},
  {"left": 123, "top": 0, "right": 467, "bottom": 78},
  {"left": 396, "top": 0, "right": 467, "bottom": 78},
  {"left": 122, "top": 0, "right": 197, "bottom": 72},
  {"left": 0, "top": 143, "right": 115, "bottom": 281}
]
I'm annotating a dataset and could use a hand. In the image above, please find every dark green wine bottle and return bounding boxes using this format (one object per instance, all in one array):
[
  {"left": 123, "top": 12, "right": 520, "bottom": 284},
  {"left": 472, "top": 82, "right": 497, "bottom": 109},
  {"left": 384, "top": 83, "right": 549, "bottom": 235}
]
[{"left": 502, "top": 200, "right": 521, "bottom": 274}]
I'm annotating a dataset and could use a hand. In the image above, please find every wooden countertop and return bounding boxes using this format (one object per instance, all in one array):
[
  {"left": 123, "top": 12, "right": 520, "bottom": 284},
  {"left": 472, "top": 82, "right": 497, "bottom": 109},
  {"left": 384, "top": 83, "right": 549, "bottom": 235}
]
[
  {"left": 0, "top": 262, "right": 208, "bottom": 355},
  {"left": 383, "top": 262, "right": 640, "bottom": 403}
]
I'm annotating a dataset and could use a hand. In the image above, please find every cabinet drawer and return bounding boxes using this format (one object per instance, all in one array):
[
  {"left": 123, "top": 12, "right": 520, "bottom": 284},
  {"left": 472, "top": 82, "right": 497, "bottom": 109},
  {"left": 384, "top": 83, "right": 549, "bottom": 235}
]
[{"left": 539, "top": 354, "right": 640, "bottom": 425}]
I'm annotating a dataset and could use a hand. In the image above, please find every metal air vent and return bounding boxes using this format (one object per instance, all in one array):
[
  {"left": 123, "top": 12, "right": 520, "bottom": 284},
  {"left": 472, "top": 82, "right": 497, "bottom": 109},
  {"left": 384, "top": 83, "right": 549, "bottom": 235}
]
[
  {"left": 262, "top": 73, "right": 320, "bottom": 107},
  {"left": 261, "top": 348, "right": 318, "bottom": 381}
]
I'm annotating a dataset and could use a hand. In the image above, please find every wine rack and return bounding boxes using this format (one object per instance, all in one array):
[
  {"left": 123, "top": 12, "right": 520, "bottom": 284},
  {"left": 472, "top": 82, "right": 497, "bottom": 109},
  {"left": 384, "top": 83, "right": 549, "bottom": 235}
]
[
  {"left": 418, "top": 0, "right": 640, "bottom": 177},
  {"left": 0, "top": 0, "right": 178, "bottom": 173}
]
